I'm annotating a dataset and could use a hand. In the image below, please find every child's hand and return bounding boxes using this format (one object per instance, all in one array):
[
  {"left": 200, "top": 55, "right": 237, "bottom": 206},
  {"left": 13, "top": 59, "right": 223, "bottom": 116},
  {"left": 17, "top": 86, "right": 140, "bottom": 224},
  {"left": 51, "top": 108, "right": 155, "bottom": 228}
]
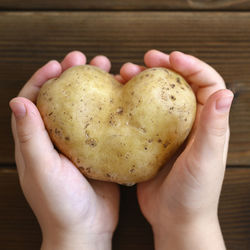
[
  {"left": 10, "top": 52, "right": 119, "bottom": 250},
  {"left": 119, "top": 50, "right": 233, "bottom": 250}
]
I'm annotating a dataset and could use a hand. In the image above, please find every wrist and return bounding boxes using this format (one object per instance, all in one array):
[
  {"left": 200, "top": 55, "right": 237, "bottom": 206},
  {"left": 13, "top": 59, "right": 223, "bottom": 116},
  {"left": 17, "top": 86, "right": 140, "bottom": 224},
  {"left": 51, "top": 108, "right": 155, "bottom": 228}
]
[
  {"left": 41, "top": 230, "right": 113, "bottom": 250},
  {"left": 152, "top": 215, "right": 225, "bottom": 250}
]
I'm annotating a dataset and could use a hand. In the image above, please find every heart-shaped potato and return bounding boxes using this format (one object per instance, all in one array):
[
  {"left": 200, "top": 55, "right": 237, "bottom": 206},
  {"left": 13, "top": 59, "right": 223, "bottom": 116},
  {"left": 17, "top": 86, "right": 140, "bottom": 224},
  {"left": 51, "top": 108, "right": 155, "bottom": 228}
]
[{"left": 37, "top": 65, "right": 196, "bottom": 185}]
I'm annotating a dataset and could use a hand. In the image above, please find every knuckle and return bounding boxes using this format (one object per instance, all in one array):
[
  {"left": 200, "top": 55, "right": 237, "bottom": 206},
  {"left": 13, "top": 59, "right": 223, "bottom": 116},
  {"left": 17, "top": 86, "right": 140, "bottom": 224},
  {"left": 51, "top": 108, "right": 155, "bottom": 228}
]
[
  {"left": 208, "top": 125, "right": 228, "bottom": 138},
  {"left": 18, "top": 130, "right": 33, "bottom": 144},
  {"left": 201, "top": 120, "right": 228, "bottom": 138}
]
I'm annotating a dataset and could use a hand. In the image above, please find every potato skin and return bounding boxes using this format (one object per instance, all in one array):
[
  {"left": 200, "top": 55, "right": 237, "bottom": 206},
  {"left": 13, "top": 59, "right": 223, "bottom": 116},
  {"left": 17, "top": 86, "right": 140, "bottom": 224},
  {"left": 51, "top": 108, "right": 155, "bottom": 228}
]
[{"left": 37, "top": 65, "right": 196, "bottom": 185}]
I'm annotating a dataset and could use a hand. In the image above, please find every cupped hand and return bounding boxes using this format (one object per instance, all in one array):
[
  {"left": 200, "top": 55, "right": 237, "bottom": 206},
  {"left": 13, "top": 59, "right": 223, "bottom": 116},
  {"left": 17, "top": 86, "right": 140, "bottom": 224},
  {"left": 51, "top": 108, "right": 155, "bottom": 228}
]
[
  {"left": 10, "top": 52, "right": 119, "bottom": 250},
  {"left": 119, "top": 50, "right": 233, "bottom": 249}
]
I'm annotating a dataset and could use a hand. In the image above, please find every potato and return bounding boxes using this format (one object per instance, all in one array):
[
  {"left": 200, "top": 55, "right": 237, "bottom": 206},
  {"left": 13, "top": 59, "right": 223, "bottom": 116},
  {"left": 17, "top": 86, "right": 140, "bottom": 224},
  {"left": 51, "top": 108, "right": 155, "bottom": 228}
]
[{"left": 37, "top": 65, "right": 196, "bottom": 185}]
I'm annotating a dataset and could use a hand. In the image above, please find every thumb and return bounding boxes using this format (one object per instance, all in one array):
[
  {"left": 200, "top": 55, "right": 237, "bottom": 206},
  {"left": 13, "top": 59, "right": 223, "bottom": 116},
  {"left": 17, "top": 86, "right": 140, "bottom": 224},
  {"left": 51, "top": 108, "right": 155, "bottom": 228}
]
[
  {"left": 9, "top": 97, "right": 56, "bottom": 170},
  {"left": 189, "top": 89, "right": 234, "bottom": 170}
]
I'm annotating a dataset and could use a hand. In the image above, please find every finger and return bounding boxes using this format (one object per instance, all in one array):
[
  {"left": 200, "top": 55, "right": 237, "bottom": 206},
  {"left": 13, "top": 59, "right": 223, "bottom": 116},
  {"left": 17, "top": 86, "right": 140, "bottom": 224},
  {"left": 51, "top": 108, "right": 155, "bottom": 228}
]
[
  {"left": 120, "top": 62, "right": 146, "bottom": 81},
  {"left": 188, "top": 89, "right": 233, "bottom": 170},
  {"left": 169, "top": 51, "right": 226, "bottom": 104},
  {"left": 144, "top": 49, "right": 171, "bottom": 68},
  {"left": 90, "top": 55, "right": 111, "bottom": 72},
  {"left": 19, "top": 60, "right": 62, "bottom": 102},
  {"left": 9, "top": 97, "right": 57, "bottom": 172},
  {"left": 10, "top": 111, "right": 26, "bottom": 179},
  {"left": 114, "top": 74, "right": 126, "bottom": 84},
  {"left": 61, "top": 51, "right": 87, "bottom": 71}
]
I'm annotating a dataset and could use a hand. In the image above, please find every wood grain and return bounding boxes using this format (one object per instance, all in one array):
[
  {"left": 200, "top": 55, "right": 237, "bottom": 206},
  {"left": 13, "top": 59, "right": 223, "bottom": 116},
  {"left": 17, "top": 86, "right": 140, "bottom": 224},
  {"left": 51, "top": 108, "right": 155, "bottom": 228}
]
[
  {"left": 1, "top": 167, "right": 250, "bottom": 250},
  {"left": 219, "top": 168, "right": 250, "bottom": 249},
  {"left": 1, "top": 12, "right": 250, "bottom": 165},
  {"left": 1, "top": 0, "right": 250, "bottom": 10}
]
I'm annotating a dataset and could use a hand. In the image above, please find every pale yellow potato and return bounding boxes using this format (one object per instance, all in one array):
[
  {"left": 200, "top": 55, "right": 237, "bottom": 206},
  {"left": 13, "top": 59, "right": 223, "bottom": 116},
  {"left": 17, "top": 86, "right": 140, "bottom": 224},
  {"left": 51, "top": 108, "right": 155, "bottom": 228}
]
[{"left": 37, "top": 65, "right": 196, "bottom": 185}]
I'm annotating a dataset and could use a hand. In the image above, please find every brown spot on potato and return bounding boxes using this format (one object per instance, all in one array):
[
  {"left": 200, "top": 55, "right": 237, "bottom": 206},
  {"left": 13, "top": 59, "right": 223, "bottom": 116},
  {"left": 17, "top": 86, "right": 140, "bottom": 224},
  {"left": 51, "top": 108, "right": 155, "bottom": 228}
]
[
  {"left": 144, "top": 147, "right": 148, "bottom": 150},
  {"left": 65, "top": 136, "right": 70, "bottom": 141},
  {"left": 158, "top": 139, "right": 162, "bottom": 143},
  {"left": 106, "top": 173, "right": 111, "bottom": 178},
  {"left": 171, "top": 95, "right": 176, "bottom": 101},
  {"left": 148, "top": 139, "right": 153, "bottom": 143},
  {"left": 48, "top": 112, "right": 53, "bottom": 116},
  {"left": 170, "top": 84, "right": 175, "bottom": 88},
  {"left": 176, "top": 77, "right": 181, "bottom": 84},
  {"left": 54, "top": 128, "right": 61, "bottom": 135},
  {"left": 48, "top": 97, "right": 52, "bottom": 101},
  {"left": 109, "top": 113, "right": 118, "bottom": 126},
  {"left": 77, "top": 158, "right": 81, "bottom": 164},
  {"left": 86, "top": 167, "right": 91, "bottom": 173},
  {"left": 99, "top": 107, "right": 102, "bottom": 110},
  {"left": 85, "top": 138, "right": 97, "bottom": 147},
  {"left": 117, "top": 152, "right": 123, "bottom": 158},
  {"left": 116, "top": 107, "right": 123, "bottom": 114},
  {"left": 125, "top": 153, "right": 130, "bottom": 159},
  {"left": 130, "top": 165, "right": 136, "bottom": 173}
]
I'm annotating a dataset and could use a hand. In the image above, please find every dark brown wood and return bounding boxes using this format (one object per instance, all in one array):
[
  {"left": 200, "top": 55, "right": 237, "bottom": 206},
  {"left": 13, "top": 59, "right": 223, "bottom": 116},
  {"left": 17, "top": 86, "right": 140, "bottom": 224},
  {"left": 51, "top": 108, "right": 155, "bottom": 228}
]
[
  {"left": 1, "top": 12, "right": 250, "bottom": 165},
  {"left": 219, "top": 168, "right": 250, "bottom": 249},
  {"left": 1, "top": 0, "right": 250, "bottom": 10},
  {"left": 1, "top": 167, "right": 250, "bottom": 250},
  {"left": 0, "top": 169, "right": 41, "bottom": 250}
]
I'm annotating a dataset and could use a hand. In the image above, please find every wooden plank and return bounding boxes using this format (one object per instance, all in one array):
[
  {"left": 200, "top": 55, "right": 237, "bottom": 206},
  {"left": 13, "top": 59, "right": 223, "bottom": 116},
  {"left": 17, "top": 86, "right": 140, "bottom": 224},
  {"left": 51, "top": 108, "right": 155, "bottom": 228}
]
[
  {"left": 219, "top": 168, "right": 250, "bottom": 249},
  {"left": 1, "top": 12, "right": 250, "bottom": 165},
  {"left": 1, "top": 167, "right": 250, "bottom": 249},
  {"left": 1, "top": 0, "right": 250, "bottom": 10}
]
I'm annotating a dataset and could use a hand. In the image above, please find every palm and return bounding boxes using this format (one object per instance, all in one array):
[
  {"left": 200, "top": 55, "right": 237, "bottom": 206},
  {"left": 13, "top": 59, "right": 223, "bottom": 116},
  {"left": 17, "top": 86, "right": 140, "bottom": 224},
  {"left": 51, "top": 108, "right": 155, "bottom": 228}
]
[
  {"left": 118, "top": 50, "right": 228, "bottom": 225},
  {"left": 136, "top": 104, "right": 203, "bottom": 222},
  {"left": 12, "top": 51, "right": 120, "bottom": 236}
]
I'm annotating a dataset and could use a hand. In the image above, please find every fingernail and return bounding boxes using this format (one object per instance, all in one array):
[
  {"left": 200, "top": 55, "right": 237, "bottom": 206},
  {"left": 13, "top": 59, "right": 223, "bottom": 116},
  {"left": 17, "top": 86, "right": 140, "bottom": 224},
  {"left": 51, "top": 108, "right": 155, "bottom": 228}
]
[
  {"left": 125, "top": 62, "right": 136, "bottom": 66},
  {"left": 10, "top": 101, "right": 26, "bottom": 119},
  {"left": 216, "top": 95, "right": 233, "bottom": 113}
]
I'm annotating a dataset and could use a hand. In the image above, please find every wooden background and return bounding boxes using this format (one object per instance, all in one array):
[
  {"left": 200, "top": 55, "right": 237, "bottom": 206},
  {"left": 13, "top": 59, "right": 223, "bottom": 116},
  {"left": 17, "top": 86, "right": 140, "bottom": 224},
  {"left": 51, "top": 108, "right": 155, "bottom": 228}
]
[{"left": 1, "top": 0, "right": 250, "bottom": 249}]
